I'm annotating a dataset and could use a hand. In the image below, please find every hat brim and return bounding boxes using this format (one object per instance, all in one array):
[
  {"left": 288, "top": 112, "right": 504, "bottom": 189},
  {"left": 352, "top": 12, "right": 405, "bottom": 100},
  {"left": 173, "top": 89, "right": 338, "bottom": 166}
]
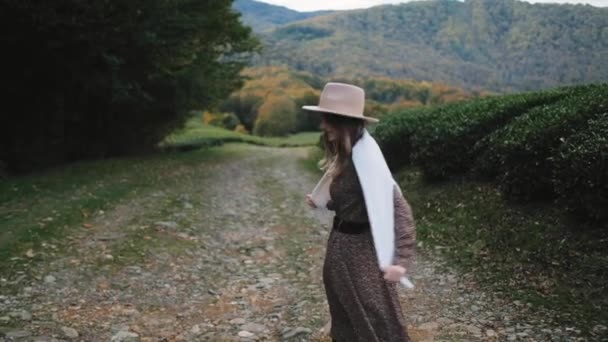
[{"left": 302, "top": 105, "right": 379, "bottom": 123}]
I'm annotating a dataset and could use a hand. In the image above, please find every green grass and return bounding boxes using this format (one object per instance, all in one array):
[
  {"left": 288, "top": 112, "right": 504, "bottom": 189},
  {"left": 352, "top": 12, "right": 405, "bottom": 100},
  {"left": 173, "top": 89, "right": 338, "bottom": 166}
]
[
  {"left": 0, "top": 146, "right": 241, "bottom": 277},
  {"left": 395, "top": 168, "right": 607, "bottom": 335},
  {"left": 299, "top": 147, "right": 324, "bottom": 175},
  {"left": 106, "top": 225, "right": 198, "bottom": 268},
  {"left": 161, "top": 118, "right": 321, "bottom": 150}
]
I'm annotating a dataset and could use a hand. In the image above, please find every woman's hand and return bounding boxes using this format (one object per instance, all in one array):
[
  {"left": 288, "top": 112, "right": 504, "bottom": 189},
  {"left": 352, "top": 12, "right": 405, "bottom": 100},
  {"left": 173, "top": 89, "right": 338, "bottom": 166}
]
[
  {"left": 305, "top": 194, "right": 317, "bottom": 209},
  {"left": 382, "top": 265, "right": 406, "bottom": 282}
]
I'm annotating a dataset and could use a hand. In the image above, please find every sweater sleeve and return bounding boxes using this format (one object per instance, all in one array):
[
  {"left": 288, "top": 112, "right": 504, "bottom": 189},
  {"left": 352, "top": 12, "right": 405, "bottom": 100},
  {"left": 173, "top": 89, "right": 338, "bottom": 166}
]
[{"left": 392, "top": 184, "right": 416, "bottom": 271}]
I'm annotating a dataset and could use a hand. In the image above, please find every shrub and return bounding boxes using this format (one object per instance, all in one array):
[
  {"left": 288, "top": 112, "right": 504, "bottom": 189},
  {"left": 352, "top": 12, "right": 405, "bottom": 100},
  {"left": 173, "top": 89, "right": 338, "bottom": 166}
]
[
  {"left": 373, "top": 106, "right": 437, "bottom": 171},
  {"left": 472, "top": 85, "right": 596, "bottom": 178},
  {"left": 478, "top": 84, "right": 607, "bottom": 200},
  {"left": 220, "top": 93, "right": 263, "bottom": 131},
  {"left": 294, "top": 92, "right": 322, "bottom": 132},
  {"left": 410, "top": 90, "right": 565, "bottom": 180},
  {"left": 234, "top": 124, "right": 249, "bottom": 134},
  {"left": 552, "top": 113, "right": 608, "bottom": 222},
  {"left": 253, "top": 95, "right": 297, "bottom": 136},
  {"left": 202, "top": 111, "right": 241, "bottom": 130}
]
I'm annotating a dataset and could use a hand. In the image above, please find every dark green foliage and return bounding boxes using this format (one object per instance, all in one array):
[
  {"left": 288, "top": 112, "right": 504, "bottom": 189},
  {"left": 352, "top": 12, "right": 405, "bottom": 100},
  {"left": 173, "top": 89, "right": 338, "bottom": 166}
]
[
  {"left": 205, "top": 112, "right": 241, "bottom": 131},
  {"left": 552, "top": 113, "right": 608, "bottom": 222},
  {"left": 411, "top": 90, "right": 565, "bottom": 180},
  {"left": 294, "top": 92, "right": 322, "bottom": 132},
  {"left": 0, "top": 0, "right": 258, "bottom": 174},
  {"left": 472, "top": 85, "right": 593, "bottom": 178},
  {"left": 376, "top": 83, "right": 607, "bottom": 222},
  {"left": 373, "top": 106, "right": 437, "bottom": 171},
  {"left": 220, "top": 93, "right": 264, "bottom": 131},
  {"left": 478, "top": 84, "right": 608, "bottom": 201},
  {"left": 274, "top": 25, "right": 334, "bottom": 41}
]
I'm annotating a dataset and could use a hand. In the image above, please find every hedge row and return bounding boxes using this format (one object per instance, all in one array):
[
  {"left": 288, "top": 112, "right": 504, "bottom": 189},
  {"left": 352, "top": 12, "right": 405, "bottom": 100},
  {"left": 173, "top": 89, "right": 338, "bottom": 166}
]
[
  {"left": 375, "top": 89, "right": 565, "bottom": 176},
  {"left": 409, "top": 90, "right": 566, "bottom": 180},
  {"left": 552, "top": 112, "right": 608, "bottom": 221},
  {"left": 375, "top": 83, "right": 608, "bottom": 222},
  {"left": 475, "top": 84, "right": 607, "bottom": 201},
  {"left": 472, "top": 85, "right": 601, "bottom": 177},
  {"left": 373, "top": 106, "right": 438, "bottom": 171}
]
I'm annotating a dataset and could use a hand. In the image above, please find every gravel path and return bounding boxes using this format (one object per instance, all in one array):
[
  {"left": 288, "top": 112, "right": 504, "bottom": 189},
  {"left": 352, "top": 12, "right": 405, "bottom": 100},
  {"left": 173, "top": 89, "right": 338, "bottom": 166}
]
[{"left": 0, "top": 145, "right": 601, "bottom": 341}]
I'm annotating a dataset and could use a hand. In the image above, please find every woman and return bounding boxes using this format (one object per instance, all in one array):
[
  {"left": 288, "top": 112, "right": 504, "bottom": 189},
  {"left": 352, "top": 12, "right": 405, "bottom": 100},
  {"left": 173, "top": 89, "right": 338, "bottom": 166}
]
[{"left": 303, "top": 82, "right": 416, "bottom": 342}]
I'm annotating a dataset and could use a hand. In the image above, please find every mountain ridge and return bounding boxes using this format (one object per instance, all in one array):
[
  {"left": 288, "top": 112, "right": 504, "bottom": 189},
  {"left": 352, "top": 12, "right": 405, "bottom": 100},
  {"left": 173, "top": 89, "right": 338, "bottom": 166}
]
[
  {"left": 241, "top": 0, "right": 608, "bottom": 92},
  {"left": 233, "top": 0, "right": 334, "bottom": 32}
]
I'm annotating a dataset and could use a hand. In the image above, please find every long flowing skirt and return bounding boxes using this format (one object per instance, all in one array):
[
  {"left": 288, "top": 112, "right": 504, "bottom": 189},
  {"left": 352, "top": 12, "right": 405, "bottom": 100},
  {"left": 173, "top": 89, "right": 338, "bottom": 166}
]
[{"left": 323, "top": 219, "right": 410, "bottom": 342}]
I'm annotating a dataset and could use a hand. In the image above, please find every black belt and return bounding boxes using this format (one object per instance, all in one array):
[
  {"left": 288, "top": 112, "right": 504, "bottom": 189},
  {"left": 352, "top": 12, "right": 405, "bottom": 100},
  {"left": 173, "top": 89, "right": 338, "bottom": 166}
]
[{"left": 333, "top": 216, "right": 370, "bottom": 234}]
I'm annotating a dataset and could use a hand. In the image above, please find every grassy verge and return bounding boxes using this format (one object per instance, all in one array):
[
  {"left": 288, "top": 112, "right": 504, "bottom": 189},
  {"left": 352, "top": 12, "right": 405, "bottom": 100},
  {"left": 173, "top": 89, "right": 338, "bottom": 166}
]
[
  {"left": 160, "top": 118, "right": 321, "bottom": 151},
  {"left": 299, "top": 147, "right": 324, "bottom": 175},
  {"left": 0, "top": 146, "right": 240, "bottom": 277},
  {"left": 301, "top": 148, "right": 607, "bottom": 336},
  {"left": 396, "top": 168, "right": 607, "bottom": 334}
]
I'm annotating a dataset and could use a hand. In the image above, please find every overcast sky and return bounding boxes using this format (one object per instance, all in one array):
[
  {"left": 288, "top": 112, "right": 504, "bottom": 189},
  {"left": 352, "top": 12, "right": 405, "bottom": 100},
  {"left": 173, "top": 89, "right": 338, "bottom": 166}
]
[{"left": 257, "top": 0, "right": 608, "bottom": 11}]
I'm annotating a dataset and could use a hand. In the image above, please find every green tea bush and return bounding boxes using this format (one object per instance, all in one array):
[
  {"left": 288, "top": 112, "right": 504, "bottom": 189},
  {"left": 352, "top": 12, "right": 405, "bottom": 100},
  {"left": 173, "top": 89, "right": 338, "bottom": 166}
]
[
  {"left": 552, "top": 112, "right": 608, "bottom": 222},
  {"left": 480, "top": 84, "right": 607, "bottom": 200},
  {"left": 472, "top": 85, "right": 597, "bottom": 178},
  {"left": 410, "top": 90, "right": 565, "bottom": 180},
  {"left": 373, "top": 106, "right": 437, "bottom": 171}
]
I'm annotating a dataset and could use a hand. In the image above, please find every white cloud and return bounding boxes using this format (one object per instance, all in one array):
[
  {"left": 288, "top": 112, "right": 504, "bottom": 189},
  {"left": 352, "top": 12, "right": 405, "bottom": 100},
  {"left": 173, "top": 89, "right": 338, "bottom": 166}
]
[{"left": 257, "top": 0, "right": 608, "bottom": 12}]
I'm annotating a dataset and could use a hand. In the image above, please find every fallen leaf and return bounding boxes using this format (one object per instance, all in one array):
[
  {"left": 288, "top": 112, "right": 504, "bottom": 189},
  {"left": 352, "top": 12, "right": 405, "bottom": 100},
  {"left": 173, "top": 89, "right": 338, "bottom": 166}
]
[{"left": 83, "top": 223, "right": 93, "bottom": 228}]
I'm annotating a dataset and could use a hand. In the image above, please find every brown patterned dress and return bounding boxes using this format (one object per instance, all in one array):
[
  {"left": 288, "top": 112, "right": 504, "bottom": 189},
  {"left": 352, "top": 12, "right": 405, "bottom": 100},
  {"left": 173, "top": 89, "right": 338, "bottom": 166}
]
[{"left": 323, "top": 158, "right": 416, "bottom": 342}]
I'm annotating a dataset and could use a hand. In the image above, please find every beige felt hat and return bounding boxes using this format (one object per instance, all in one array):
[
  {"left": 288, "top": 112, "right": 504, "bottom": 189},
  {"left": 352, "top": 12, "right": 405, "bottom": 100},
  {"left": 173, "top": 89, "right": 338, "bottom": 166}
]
[{"left": 302, "top": 82, "right": 379, "bottom": 123}]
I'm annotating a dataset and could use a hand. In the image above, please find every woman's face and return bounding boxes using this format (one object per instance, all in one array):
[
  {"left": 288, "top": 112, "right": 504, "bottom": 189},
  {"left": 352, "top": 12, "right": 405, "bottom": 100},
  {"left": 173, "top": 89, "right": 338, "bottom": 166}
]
[{"left": 320, "top": 114, "right": 338, "bottom": 142}]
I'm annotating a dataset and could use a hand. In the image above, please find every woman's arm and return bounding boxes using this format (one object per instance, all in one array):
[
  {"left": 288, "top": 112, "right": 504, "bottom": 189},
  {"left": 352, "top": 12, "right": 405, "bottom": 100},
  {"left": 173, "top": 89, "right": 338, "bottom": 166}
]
[{"left": 393, "top": 185, "right": 416, "bottom": 271}]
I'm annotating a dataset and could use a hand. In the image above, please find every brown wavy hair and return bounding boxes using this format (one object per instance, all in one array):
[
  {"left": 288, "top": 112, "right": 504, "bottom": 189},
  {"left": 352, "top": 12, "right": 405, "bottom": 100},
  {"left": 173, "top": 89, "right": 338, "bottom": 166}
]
[{"left": 319, "top": 113, "right": 366, "bottom": 177}]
